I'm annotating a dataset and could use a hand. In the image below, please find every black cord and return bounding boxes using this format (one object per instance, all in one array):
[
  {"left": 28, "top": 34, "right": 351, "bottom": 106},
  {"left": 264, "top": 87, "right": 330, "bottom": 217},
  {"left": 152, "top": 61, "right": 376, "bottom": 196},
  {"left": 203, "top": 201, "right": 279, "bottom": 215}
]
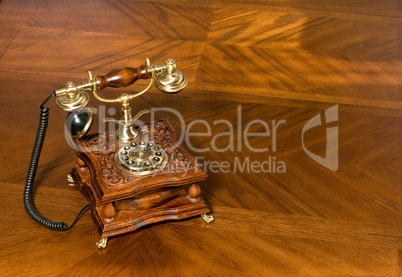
[
  {"left": 40, "top": 92, "right": 56, "bottom": 109},
  {"left": 23, "top": 92, "right": 89, "bottom": 231}
]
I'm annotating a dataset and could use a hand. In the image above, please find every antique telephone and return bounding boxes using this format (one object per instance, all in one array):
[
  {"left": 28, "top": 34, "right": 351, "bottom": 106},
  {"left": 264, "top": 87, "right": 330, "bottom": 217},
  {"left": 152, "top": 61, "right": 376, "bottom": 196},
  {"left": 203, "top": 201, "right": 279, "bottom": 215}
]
[{"left": 24, "top": 58, "right": 214, "bottom": 248}]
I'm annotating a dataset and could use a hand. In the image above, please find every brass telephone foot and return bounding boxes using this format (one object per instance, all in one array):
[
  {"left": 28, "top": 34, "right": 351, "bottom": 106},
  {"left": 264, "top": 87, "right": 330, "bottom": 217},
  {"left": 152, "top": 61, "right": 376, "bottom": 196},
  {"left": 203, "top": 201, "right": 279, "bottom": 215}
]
[
  {"left": 67, "top": 174, "right": 74, "bottom": 185},
  {"left": 201, "top": 213, "right": 214, "bottom": 224},
  {"left": 96, "top": 237, "right": 108, "bottom": 249}
]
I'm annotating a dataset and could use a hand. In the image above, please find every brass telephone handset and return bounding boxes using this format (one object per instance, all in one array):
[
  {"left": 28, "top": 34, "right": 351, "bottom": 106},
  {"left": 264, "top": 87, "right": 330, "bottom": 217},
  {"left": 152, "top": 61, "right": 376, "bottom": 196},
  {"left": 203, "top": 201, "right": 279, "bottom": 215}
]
[
  {"left": 58, "top": 58, "right": 186, "bottom": 141},
  {"left": 23, "top": 58, "right": 188, "bottom": 231}
]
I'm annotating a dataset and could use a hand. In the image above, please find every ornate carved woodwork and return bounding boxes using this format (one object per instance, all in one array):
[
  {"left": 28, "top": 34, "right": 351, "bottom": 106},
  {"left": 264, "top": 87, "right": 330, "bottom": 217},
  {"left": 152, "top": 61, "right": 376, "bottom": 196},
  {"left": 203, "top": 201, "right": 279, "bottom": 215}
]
[{"left": 70, "top": 119, "right": 210, "bottom": 239}]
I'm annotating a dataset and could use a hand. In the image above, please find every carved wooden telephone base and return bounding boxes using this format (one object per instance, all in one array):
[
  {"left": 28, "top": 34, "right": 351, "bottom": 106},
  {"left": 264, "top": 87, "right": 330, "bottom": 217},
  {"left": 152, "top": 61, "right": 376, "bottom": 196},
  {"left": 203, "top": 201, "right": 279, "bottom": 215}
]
[
  {"left": 24, "top": 58, "right": 213, "bottom": 249},
  {"left": 70, "top": 119, "right": 212, "bottom": 248}
]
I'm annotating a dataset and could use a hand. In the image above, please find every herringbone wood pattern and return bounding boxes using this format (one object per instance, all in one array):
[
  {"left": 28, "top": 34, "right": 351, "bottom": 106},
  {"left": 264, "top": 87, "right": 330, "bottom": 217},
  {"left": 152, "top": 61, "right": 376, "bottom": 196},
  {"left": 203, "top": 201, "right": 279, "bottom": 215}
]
[{"left": 1, "top": 0, "right": 401, "bottom": 276}]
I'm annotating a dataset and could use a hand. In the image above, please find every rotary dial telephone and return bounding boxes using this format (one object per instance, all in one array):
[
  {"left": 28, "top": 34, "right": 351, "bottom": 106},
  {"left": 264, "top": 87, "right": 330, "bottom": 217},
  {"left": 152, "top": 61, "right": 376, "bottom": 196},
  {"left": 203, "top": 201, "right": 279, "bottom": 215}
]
[{"left": 24, "top": 58, "right": 214, "bottom": 249}]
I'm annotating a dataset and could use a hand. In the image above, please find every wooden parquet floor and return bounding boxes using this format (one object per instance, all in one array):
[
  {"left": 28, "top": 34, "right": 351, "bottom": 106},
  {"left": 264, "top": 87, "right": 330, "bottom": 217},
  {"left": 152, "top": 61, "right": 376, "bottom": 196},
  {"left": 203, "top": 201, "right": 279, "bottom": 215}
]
[{"left": 1, "top": 0, "right": 402, "bottom": 276}]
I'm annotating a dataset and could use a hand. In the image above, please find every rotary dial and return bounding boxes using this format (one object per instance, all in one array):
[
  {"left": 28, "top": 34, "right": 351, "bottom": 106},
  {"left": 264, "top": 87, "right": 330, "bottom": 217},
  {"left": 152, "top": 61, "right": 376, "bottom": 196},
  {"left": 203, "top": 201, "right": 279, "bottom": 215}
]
[{"left": 115, "top": 141, "right": 167, "bottom": 175}]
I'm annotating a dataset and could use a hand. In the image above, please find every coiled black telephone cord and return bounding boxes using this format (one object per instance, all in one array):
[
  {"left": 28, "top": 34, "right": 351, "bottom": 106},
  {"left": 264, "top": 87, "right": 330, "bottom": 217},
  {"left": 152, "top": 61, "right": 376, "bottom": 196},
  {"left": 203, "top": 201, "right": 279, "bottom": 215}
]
[{"left": 23, "top": 92, "right": 89, "bottom": 231}]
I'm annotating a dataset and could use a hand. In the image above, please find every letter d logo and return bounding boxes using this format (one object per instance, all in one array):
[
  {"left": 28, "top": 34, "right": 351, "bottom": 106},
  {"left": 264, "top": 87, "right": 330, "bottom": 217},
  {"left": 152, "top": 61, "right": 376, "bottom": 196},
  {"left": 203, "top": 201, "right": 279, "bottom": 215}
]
[{"left": 302, "top": 105, "right": 338, "bottom": 171}]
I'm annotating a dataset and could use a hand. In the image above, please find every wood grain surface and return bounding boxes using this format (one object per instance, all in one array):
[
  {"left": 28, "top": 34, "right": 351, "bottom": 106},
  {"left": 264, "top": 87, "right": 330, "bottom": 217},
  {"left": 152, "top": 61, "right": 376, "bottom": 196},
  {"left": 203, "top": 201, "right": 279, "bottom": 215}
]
[{"left": 1, "top": 0, "right": 401, "bottom": 276}]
